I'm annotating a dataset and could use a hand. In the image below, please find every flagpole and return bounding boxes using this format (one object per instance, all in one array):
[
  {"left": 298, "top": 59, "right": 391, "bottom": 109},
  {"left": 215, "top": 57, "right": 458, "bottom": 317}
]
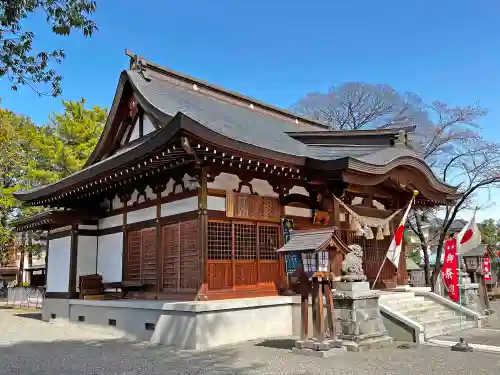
[
  {"left": 451, "top": 208, "right": 478, "bottom": 353},
  {"left": 457, "top": 236, "right": 463, "bottom": 331},
  {"left": 372, "top": 257, "right": 387, "bottom": 290},
  {"left": 370, "top": 192, "right": 417, "bottom": 291}
]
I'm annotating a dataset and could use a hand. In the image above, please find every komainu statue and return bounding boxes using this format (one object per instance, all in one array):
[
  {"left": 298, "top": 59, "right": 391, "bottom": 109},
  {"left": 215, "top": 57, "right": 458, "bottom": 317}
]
[{"left": 341, "top": 244, "right": 367, "bottom": 282}]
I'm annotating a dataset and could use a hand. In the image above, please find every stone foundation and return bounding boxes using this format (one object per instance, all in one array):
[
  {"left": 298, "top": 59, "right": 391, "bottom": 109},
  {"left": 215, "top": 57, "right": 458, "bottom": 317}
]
[
  {"left": 292, "top": 339, "right": 346, "bottom": 358},
  {"left": 334, "top": 281, "right": 393, "bottom": 352}
]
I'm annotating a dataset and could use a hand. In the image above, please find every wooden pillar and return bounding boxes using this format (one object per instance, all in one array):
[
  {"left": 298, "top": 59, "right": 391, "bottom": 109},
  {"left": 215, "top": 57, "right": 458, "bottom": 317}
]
[
  {"left": 324, "top": 281, "right": 336, "bottom": 338},
  {"left": 314, "top": 279, "right": 325, "bottom": 342},
  {"left": 68, "top": 225, "right": 78, "bottom": 298},
  {"left": 44, "top": 235, "right": 49, "bottom": 288},
  {"left": 120, "top": 191, "right": 131, "bottom": 282},
  {"left": 154, "top": 184, "right": 166, "bottom": 292},
  {"left": 18, "top": 232, "right": 26, "bottom": 285},
  {"left": 197, "top": 166, "right": 209, "bottom": 297},
  {"left": 332, "top": 195, "right": 341, "bottom": 228},
  {"left": 300, "top": 293, "right": 309, "bottom": 340}
]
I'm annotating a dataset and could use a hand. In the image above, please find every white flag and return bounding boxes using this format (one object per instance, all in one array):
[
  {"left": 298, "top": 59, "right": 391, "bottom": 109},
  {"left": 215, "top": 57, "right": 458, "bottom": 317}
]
[
  {"left": 457, "top": 214, "right": 481, "bottom": 254},
  {"left": 386, "top": 197, "right": 415, "bottom": 268}
]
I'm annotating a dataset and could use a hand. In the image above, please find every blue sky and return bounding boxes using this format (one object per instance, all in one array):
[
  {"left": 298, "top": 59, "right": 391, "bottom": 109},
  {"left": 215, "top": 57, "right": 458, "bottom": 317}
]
[{"left": 1, "top": 0, "right": 500, "bottom": 221}]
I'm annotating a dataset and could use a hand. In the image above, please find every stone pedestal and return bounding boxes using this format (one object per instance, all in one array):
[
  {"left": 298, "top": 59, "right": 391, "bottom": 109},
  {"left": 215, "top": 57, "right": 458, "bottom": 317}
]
[
  {"left": 293, "top": 338, "right": 346, "bottom": 358},
  {"left": 459, "top": 279, "right": 484, "bottom": 314},
  {"left": 334, "top": 281, "right": 393, "bottom": 352}
]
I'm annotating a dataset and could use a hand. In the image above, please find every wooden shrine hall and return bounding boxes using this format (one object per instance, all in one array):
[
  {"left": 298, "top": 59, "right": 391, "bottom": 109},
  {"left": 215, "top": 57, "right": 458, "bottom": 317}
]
[{"left": 13, "top": 50, "right": 459, "bottom": 307}]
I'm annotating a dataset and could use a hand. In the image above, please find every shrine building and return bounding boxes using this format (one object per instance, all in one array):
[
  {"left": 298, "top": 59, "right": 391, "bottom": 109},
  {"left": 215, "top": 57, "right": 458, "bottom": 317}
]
[{"left": 12, "top": 51, "right": 459, "bottom": 349}]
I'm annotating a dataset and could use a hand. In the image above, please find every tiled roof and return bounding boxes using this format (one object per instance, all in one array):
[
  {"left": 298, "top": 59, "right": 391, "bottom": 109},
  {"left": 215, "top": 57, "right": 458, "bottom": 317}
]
[
  {"left": 277, "top": 229, "right": 335, "bottom": 253},
  {"left": 462, "top": 244, "right": 488, "bottom": 257},
  {"left": 129, "top": 71, "right": 311, "bottom": 157},
  {"left": 406, "top": 257, "right": 421, "bottom": 271},
  {"left": 130, "top": 71, "right": 429, "bottom": 164}
]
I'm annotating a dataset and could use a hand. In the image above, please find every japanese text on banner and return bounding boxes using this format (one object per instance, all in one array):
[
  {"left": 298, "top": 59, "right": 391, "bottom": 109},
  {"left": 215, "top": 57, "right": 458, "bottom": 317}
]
[{"left": 442, "top": 238, "right": 459, "bottom": 302}]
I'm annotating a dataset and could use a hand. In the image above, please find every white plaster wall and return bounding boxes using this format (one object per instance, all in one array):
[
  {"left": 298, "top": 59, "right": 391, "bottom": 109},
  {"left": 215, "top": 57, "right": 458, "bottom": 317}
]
[
  {"left": 77, "top": 236, "right": 98, "bottom": 289},
  {"left": 145, "top": 186, "right": 156, "bottom": 200},
  {"left": 208, "top": 172, "right": 311, "bottom": 198},
  {"left": 161, "top": 196, "right": 198, "bottom": 217},
  {"left": 207, "top": 196, "right": 225, "bottom": 211},
  {"left": 208, "top": 173, "right": 279, "bottom": 197},
  {"left": 132, "top": 186, "right": 158, "bottom": 205},
  {"left": 97, "top": 233, "right": 123, "bottom": 282},
  {"left": 284, "top": 206, "right": 312, "bottom": 218},
  {"left": 99, "top": 214, "right": 123, "bottom": 229},
  {"left": 143, "top": 115, "right": 155, "bottom": 135},
  {"left": 147, "top": 173, "right": 194, "bottom": 198},
  {"left": 129, "top": 118, "right": 140, "bottom": 141},
  {"left": 47, "top": 236, "right": 71, "bottom": 293},
  {"left": 289, "top": 186, "right": 308, "bottom": 195},
  {"left": 112, "top": 195, "right": 124, "bottom": 210},
  {"left": 127, "top": 206, "right": 156, "bottom": 224}
]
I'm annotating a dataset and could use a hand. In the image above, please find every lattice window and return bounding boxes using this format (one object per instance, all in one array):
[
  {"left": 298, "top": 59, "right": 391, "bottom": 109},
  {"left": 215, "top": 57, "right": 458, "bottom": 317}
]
[
  {"left": 207, "top": 221, "right": 232, "bottom": 260},
  {"left": 234, "top": 223, "right": 257, "bottom": 260},
  {"left": 259, "top": 225, "right": 279, "bottom": 260}
]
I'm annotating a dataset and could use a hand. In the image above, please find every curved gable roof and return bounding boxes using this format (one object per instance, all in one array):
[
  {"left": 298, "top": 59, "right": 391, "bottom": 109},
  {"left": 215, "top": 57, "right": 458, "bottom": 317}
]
[{"left": 14, "top": 53, "right": 460, "bottom": 204}]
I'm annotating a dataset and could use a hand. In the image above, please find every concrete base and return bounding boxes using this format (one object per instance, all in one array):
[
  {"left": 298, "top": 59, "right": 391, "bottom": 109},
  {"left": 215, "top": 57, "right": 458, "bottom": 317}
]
[
  {"left": 292, "top": 346, "right": 347, "bottom": 358},
  {"left": 342, "top": 336, "right": 393, "bottom": 352},
  {"left": 43, "top": 296, "right": 299, "bottom": 350},
  {"left": 295, "top": 338, "right": 343, "bottom": 351}
]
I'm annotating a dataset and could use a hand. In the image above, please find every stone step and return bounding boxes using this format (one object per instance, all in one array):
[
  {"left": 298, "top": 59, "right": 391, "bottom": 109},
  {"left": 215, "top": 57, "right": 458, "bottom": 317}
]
[
  {"left": 408, "top": 310, "right": 456, "bottom": 323},
  {"left": 398, "top": 304, "right": 448, "bottom": 317},
  {"left": 378, "top": 292, "right": 416, "bottom": 302},
  {"left": 420, "top": 316, "right": 464, "bottom": 328},
  {"left": 382, "top": 296, "right": 426, "bottom": 305},
  {"left": 381, "top": 300, "right": 435, "bottom": 311},
  {"left": 425, "top": 321, "right": 476, "bottom": 339}
]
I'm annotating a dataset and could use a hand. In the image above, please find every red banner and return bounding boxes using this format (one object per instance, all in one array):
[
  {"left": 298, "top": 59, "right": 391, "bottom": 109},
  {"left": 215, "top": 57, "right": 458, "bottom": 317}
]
[
  {"left": 442, "top": 238, "right": 459, "bottom": 302},
  {"left": 483, "top": 257, "right": 491, "bottom": 281}
]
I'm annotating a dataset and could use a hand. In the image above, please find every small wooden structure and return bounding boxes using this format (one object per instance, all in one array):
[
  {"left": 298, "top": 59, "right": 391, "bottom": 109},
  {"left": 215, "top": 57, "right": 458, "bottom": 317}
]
[{"left": 278, "top": 229, "right": 348, "bottom": 349}]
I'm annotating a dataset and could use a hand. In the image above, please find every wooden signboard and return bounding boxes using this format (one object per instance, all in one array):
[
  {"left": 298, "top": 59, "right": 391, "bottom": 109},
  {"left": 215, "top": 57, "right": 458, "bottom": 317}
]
[{"left": 226, "top": 191, "right": 280, "bottom": 221}]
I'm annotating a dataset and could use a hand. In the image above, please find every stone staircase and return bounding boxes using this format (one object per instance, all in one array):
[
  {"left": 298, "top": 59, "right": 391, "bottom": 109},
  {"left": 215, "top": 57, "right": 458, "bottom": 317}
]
[{"left": 379, "top": 292, "right": 477, "bottom": 340}]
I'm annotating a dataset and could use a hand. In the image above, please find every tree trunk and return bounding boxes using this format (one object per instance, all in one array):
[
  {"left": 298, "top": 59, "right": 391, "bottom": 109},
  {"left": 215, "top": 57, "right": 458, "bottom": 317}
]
[
  {"left": 27, "top": 231, "right": 33, "bottom": 286},
  {"left": 421, "top": 242, "right": 431, "bottom": 286},
  {"left": 413, "top": 212, "right": 431, "bottom": 286},
  {"left": 18, "top": 232, "right": 25, "bottom": 285}
]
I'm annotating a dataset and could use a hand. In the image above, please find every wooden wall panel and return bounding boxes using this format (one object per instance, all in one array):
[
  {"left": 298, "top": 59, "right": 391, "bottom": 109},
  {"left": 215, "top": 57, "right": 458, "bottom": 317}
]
[
  {"left": 207, "top": 261, "right": 232, "bottom": 290},
  {"left": 234, "top": 261, "right": 257, "bottom": 287},
  {"left": 125, "top": 230, "right": 141, "bottom": 281},
  {"left": 179, "top": 220, "right": 198, "bottom": 291},
  {"left": 124, "top": 228, "right": 157, "bottom": 289},
  {"left": 226, "top": 192, "right": 280, "bottom": 221},
  {"left": 161, "top": 219, "right": 199, "bottom": 292},
  {"left": 141, "top": 228, "right": 157, "bottom": 288},
  {"left": 162, "top": 224, "right": 179, "bottom": 291},
  {"left": 259, "top": 261, "right": 280, "bottom": 287}
]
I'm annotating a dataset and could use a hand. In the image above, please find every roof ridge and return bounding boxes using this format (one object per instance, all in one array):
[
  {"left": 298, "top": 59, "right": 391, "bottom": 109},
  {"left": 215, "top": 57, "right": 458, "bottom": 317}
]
[
  {"left": 286, "top": 126, "right": 416, "bottom": 136},
  {"left": 125, "top": 49, "right": 331, "bottom": 131}
]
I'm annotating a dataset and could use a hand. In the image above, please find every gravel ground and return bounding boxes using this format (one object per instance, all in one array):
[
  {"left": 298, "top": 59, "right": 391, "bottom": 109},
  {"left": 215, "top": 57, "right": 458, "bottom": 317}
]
[{"left": 1, "top": 308, "right": 500, "bottom": 374}]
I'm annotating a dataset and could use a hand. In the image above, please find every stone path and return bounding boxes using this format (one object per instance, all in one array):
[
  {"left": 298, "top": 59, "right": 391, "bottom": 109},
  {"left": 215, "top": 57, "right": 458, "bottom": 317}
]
[{"left": 1, "top": 308, "right": 500, "bottom": 374}]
